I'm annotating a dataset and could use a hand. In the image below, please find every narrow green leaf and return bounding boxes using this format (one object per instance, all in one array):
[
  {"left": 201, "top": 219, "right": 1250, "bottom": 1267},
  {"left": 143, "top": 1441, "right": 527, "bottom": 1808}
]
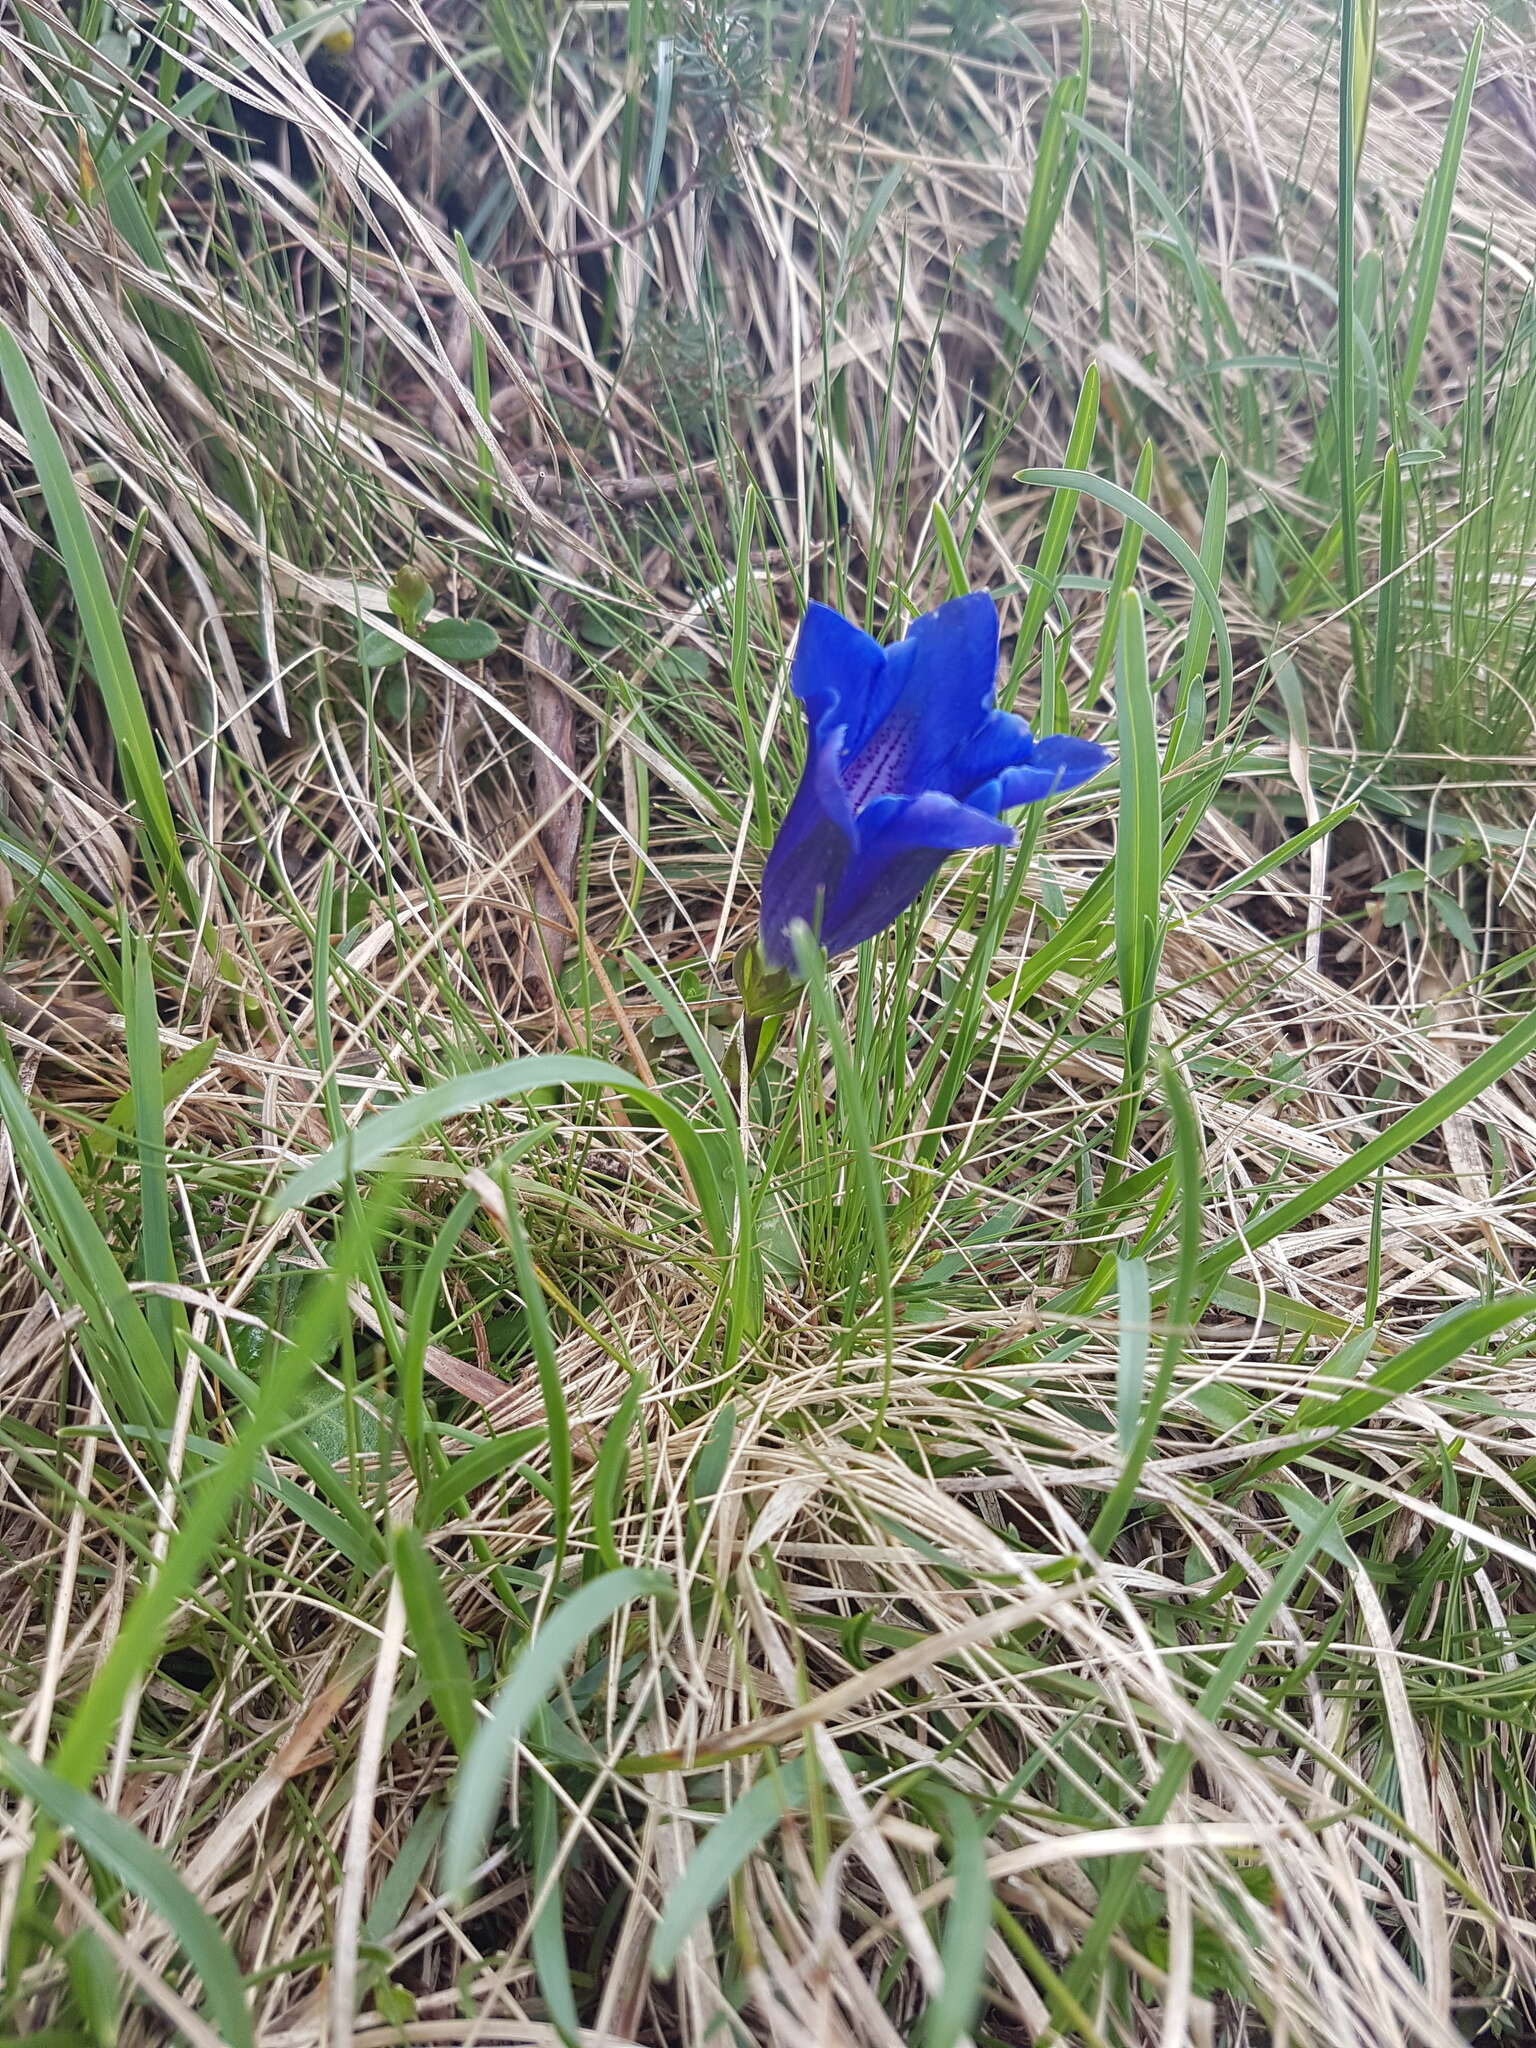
[
  {"left": 1371, "top": 445, "right": 1404, "bottom": 747},
  {"left": 591, "top": 1375, "right": 643, "bottom": 1574},
  {"left": 1017, "top": 466, "right": 1234, "bottom": 714},
  {"left": 731, "top": 485, "right": 773, "bottom": 845},
  {"left": 1335, "top": 0, "right": 1368, "bottom": 717},
  {"left": 1067, "top": 1500, "right": 1338, "bottom": 1996},
  {"left": 924, "top": 1793, "right": 992, "bottom": 2048},
  {"left": 1206, "top": 804, "right": 1357, "bottom": 910},
  {"left": 1397, "top": 27, "right": 1481, "bottom": 409},
  {"left": 794, "top": 930, "right": 894, "bottom": 1389},
  {"left": 1167, "top": 456, "right": 1229, "bottom": 762},
  {"left": 272, "top": 1054, "right": 727, "bottom": 1253},
  {"left": 502, "top": 1198, "right": 572, "bottom": 1568},
  {"left": 1089, "top": 1056, "right": 1204, "bottom": 1555},
  {"left": 443, "top": 1568, "right": 672, "bottom": 1894},
  {"left": 931, "top": 503, "right": 970, "bottom": 597},
  {"left": 105, "top": 1035, "right": 218, "bottom": 1134},
  {"left": 30, "top": 1182, "right": 394, "bottom": 1876},
  {"left": 420, "top": 1428, "right": 546, "bottom": 1528},
  {"left": 391, "top": 1525, "right": 479, "bottom": 1756},
  {"left": 1015, "top": 367, "right": 1100, "bottom": 662},
  {"left": 651, "top": 1762, "right": 807, "bottom": 1979},
  {"left": 530, "top": 1745, "right": 581, "bottom": 2047},
  {"left": 1084, "top": 442, "right": 1155, "bottom": 707},
  {"left": 1350, "top": 0, "right": 1378, "bottom": 173},
  {"left": 625, "top": 954, "right": 761, "bottom": 1359},
  {"left": 126, "top": 942, "right": 177, "bottom": 1372},
  {"left": 1010, "top": 26, "right": 1088, "bottom": 317},
  {"left": 1200, "top": 1002, "right": 1536, "bottom": 1293},
  {"left": 1293, "top": 1294, "right": 1536, "bottom": 1442},
  {"left": 0, "top": 1737, "right": 253, "bottom": 2048},
  {"left": 0, "top": 323, "right": 189, "bottom": 914},
  {"left": 0, "top": 1060, "right": 175, "bottom": 1431},
  {"left": 362, "top": 1804, "right": 448, "bottom": 1943},
  {"left": 1106, "top": 592, "right": 1162, "bottom": 1182},
  {"left": 1112, "top": 1256, "right": 1152, "bottom": 1454}
]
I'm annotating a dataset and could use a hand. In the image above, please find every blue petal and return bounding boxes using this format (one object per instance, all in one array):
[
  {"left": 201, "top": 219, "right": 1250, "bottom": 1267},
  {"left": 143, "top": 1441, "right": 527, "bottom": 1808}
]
[
  {"left": 817, "top": 791, "right": 1014, "bottom": 957},
  {"left": 791, "top": 602, "right": 885, "bottom": 733},
  {"left": 995, "top": 734, "right": 1112, "bottom": 809},
  {"left": 758, "top": 726, "right": 858, "bottom": 969},
  {"left": 947, "top": 709, "right": 1037, "bottom": 800},
  {"left": 855, "top": 790, "right": 1017, "bottom": 852},
  {"left": 839, "top": 591, "right": 1000, "bottom": 796}
]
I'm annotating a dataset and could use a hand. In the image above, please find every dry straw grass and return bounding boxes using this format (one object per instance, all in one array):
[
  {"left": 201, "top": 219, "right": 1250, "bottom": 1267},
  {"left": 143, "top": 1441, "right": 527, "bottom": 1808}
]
[{"left": 2, "top": 0, "right": 1536, "bottom": 2043}]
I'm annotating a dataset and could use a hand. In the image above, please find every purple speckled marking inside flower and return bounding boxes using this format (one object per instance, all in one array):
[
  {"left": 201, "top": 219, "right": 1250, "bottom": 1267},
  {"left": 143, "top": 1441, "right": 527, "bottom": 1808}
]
[{"left": 842, "top": 722, "right": 912, "bottom": 808}]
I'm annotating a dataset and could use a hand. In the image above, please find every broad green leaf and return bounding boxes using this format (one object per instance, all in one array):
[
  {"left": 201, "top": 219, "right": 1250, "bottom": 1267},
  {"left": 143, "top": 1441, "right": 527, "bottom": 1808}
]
[
  {"left": 420, "top": 616, "right": 500, "bottom": 663},
  {"left": 357, "top": 624, "right": 403, "bottom": 669}
]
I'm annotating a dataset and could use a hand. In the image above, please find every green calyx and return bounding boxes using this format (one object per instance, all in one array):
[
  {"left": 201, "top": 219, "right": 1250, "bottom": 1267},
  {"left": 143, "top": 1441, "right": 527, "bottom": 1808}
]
[{"left": 732, "top": 940, "right": 801, "bottom": 1021}]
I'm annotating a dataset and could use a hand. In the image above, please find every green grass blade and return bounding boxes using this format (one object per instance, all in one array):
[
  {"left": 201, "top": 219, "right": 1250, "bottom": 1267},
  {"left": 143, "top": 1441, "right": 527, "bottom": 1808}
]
[
  {"left": 1066, "top": 1497, "right": 1339, "bottom": 1998},
  {"left": 1335, "top": 0, "right": 1368, "bottom": 720},
  {"left": 0, "top": 1058, "right": 176, "bottom": 1432},
  {"left": 1199, "top": 1002, "right": 1536, "bottom": 1294},
  {"left": 1082, "top": 443, "right": 1155, "bottom": 708},
  {"left": 931, "top": 502, "right": 970, "bottom": 597},
  {"left": 1090, "top": 1055, "right": 1204, "bottom": 1554},
  {"left": 1371, "top": 444, "right": 1404, "bottom": 747},
  {"left": 1009, "top": 38, "right": 1089, "bottom": 315},
  {"left": 273, "top": 1054, "right": 727, "bottom": 1252},
  {"left": 8, "top": 1181, "right": 397, "bottom": 1967},
  {"left": 1105, "top": 593, "right": 1162, "bottom": 1188},
  {"left": 1167, "top": 455, "right": 1229, "bottom": 763},
  {"left": 1016, "top": 467, "right": 1234, "bottom": 712},
  {"left": 651, "top": 1761, "right": 807, "bottom": 1980},
  {"left": 923, "top": 1792, "right": 992, "bottom": 2048},
  {"left": 443, "top": 1568, "right": 672, "bottom": 1894},
  {"left": 501, "top": 1198, "right": 572, "bottom": 1571},
  {"left": 591, "top": 1374, "right": 643, "bottom": 1574},
  {"left": 0, "top": 1738, "right": 253, "bottom": 2048},
  {"left": 1111, "top": 1256, "right": 1152, "bottom": 1455},
  {"left": 390, "top": 1524, "right": 479, "bottom": 1756},
  {"left": 1396, "top": 28, "right": 1481, "bottom": 412},
  {"left": 1293, "top": 1294, "right": 1536, "bottom": 1443},
  {"left": 793, "top": 930, "right": 894, "bottom": 1381},
  {"left": 419, "top": 1429, "right": 546, "bottom": 1528},
  {"left": 730, "top": 485, "right": 773, "bottom": 845},
  {"left": 1351, "top": 0, "right": 1378, "bottom": 175},
  {"left": 125, "top": 940, "right": 178, "bottom": 1374},
  {"left": 0, "top": 323, "right": 191, "bottom": 917},
  {"left": 529, "top": 1737, "right": 581, "bottom": 2048},
  {"left": 1015, "top": 367, "right": 1100, "bottom": 663}
]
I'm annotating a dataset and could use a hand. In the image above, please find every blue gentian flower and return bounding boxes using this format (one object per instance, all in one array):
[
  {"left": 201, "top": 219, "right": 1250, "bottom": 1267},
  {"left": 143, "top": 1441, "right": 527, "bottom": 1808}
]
[{"left": 759, "top": 592, "right": 1111, "bottom": 970}]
